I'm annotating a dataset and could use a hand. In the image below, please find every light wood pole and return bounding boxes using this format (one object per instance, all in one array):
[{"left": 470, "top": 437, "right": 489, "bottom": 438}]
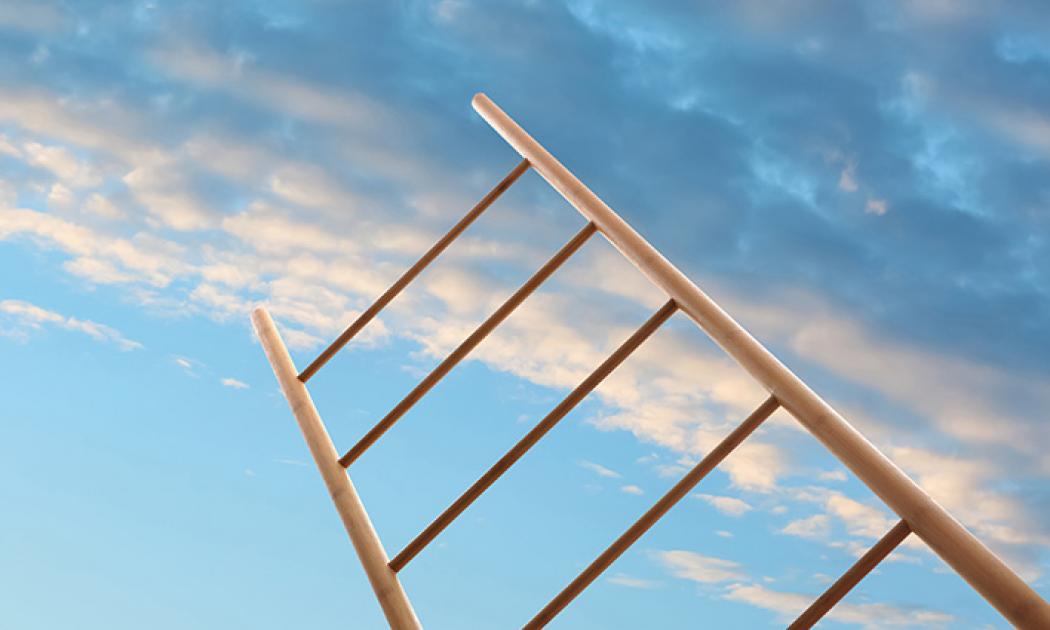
[
  {"left": 253, "top": 308, "right": 422, "bottom": 630},
  {"left": 472, "top": 92, "right": 1050, "bottom": 629}
]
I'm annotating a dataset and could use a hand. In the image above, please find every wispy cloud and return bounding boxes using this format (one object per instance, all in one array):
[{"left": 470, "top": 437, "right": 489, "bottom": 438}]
[
  {"left": 656, "top": 550, "right": 744, "bottom": 584},
  {"left": 578, "top": 459, "right": 621, "bottom": 479},
  {"left": 220, "top": 377, "right": 249, "bottom": 390},
  {"left": 0, "top": 1, "right": 70, "bottom": 34},
  {"left": 694, "top": 493, "right": 753, "bottom": 517},
  {"left": 150, "top": 39, "right": 390, "bottom": 131},
  {"left": 172, "top": 356, "right": 200, "bottom": 376},
  {"left": 0, "top": 299, "right": 142, "bottom": 350},
  {"left": 817, "top": 470, "right": 848, "bottom": 482},
  {"left": 273, "top": 458, "right": 309, "bottom": 467},
  {"left": 780, "top": 514, "right": 832, "bottom": 541},
  {"left": 0, "top": 3, "right": 1047, "bottom": 624},
  {"left": 724, "top": 583, "right": 954, "bottom": 628},
  {"left": 655, "top": 547, "right": 955, "bottom": 628},
  {"left": 607, "top": 573, "right": 660, "bottom": 589}
]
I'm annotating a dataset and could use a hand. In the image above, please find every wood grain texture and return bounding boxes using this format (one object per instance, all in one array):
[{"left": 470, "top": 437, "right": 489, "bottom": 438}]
[
  {"left": 253, "top": 308, "right": 422, "bottom": 630},
  {"left": 473, "top": 92, "right": 1050, "bottom": 629}
]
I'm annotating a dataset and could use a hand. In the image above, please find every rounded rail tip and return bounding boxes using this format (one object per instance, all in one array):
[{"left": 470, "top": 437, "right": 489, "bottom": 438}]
[
  {"left": 471, "top": 92, "right": 491, "bottom": 112},
  {"left": 251, "top": 305, "right": 270, "bottom": 327}
]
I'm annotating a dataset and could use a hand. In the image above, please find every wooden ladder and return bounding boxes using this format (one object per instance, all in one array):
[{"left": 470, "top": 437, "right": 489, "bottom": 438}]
[{"left": 252, "top": 93, "right": 1050, "bottom": 629}]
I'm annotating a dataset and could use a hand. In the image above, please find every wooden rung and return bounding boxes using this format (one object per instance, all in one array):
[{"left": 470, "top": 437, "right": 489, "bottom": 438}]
[
  {"left": 297, "top": 159, "right": 531, "bottom": 382},
  {"left": 524, "top": 395, "right": 780, "bottom": 629},
  {"left": 339, "top": 221, "right": 598, "bottom": 468},
  {"left": 388, "top": 299, "right": 678, "bottom": 572},
  {"left": 788, "top": 519, "right": 912, "bottom": 630}
]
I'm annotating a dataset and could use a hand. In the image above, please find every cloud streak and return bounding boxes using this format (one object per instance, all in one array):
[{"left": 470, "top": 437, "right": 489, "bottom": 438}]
[{"left": 0, "top": 299, "right": 142, "bottom": 350}]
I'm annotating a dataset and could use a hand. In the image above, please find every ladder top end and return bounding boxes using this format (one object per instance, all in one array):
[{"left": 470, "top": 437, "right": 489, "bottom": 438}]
[
  {"left": 251, "top": 305, "right": 272, "bottom": 329},
  {"left": 472, "top": 92, "right": 492, "bottom": 112}
]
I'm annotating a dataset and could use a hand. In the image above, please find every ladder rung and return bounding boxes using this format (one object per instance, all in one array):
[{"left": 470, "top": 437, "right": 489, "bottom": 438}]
[
  {"left": 524, "top": 394, "right": 780, "bottom": 629},
  {"left": 297, "top": 159, "right": 531, "bottom": 382},
  {"left": 339, "top": 221, "right": 599, "bottom": 468},
  {"left": 389, "top": 299, "right": 678, "bottom": 572},
  {"left": 789, "top": 519, "right": 911, "bottom": 629}
]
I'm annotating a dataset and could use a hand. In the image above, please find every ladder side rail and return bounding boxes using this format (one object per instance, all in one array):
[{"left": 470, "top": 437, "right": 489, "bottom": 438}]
[
  {"left": 339, "top": 221, "right": 597, "bottom": 468},
  {"left": 389, "top": 299, "right": 678, "bottom": 572},
  {"left": 525, "top": 395, "right": 780, "bottom": 629},
  {"left": 789, "top": 519, "right": 912, "bottom": 630},
  {"left": 252, "top": 308, "right": 422, "bottom": 630},
  {"left": 472, "top": 92, "right": 1050, "bottom": 629},
  {"left": 299, "top": 159, "right": 531, "bottom": 382}
]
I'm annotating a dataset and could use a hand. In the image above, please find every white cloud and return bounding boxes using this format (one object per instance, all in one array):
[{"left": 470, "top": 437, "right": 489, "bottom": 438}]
[
  {"left": 0, "top": 91, "right": 148, "bottom": 161},
  {"left": 222, "top": 201, "right": 358, "bottom": 255},
  {"left": 0, "top": 299, "right": 142, "bottom": 350},
  {"left": 0, "top": 134, "right": 21, "bottom": 157},
  {"left": 889, "top": 446, "right": 1049, "bottom": 576},
  {"left": 22, "top": 141, "right": 103, "bottom": 188},
  {"left": 432, "top": 0, "right": 467, "bottom": 23},
  {"left": 273, "top": 458, "right": 310, "bottom": 467},
  {"left": 47, "top": 182, "right": 73, "bottom": 208},
  {"left": 838, "top": 160, "right": 858, "bottom": 192},
  {"left": 0, "top": 207, "right": 187, "bottom": 288},
  {"left": 0, "top": 1, "right": 69, "bottom": 34},
  {"left": 173, "top": 356, "right": 201, "bottom": 377},
  {"left": 656, "top": 550, "right": 744, "bottom": 584},
  {"left": 655, "top": 542, "right": 955, "bottom": 628},
  {"left": 0, "top": 180, "right": 16, "bottom": 206},
  {"left": 150, "top": 40, "right": 388, "bottom": 131},
  {"left": 865, "top": 197, "right": 888, "bottom": 215},
  {"left": 268, "top": 164, "right": 355, "bottom": 211},
  {"left": 719, "top": 284, "right": 1050, "bottom": 563},
  {"left": 220, "top": 377, "right": 249, "bottom": 389},
  {"left": 724, "top": 583, "right": 954, "bottom": 628},
  {"left": 279, "top": 326, "right": 326, "bottom": 351},
  {"left": 63, "top": 257, "right": 136, "bottom": 284},
  {"left": 781, "top": 514, "right": 832, "bottom": 540},
  {"left": 818, "top": 470, "right": 848, "bottom": 482},
  {"left": 579, "top": 459, "right": 621, "bottom": 479},
  {"left": 825, "top": 493, "right": 896, "bottom": 540},
  {"left": 83, "top": 193, "right": 123, "bottom": 219},
  {"left": 695, "top": 493, "right": 753, "bottom": 517},
  {"left": 607, "top": 573, "right": 660, "bottom": 589},
  {"left": 621, "top": 484, "right": 644, "bottom": 495},
  {"left": 123, "top": 152, "right": 215, "bottom": 231},
  {"left": 0, "top": 74, "right": 1045, "bottom": 599}
]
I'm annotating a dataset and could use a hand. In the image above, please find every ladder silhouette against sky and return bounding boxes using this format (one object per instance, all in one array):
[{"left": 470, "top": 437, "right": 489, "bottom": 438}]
[{"left": 252, "top": 93, "right": 1050, "bottom": 629}]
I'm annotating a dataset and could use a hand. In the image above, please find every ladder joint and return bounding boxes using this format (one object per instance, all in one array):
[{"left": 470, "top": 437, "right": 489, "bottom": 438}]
[
  {"left": 387, "top": 299, "right": 677, "bottom": 572},
  {"left": 524, "top": 394, "right": 780, "bottom": 629},
  {"left": 788, "top": 518, "right": 912, "bottom": 630},
  {"left": 297, "top": 158, "right": 531, "bottom": 383},
  {"left": 339, "top": 221, "right": 598, "bottom": 468}
]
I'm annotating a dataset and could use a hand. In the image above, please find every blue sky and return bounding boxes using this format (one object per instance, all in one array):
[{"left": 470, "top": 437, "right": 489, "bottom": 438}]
[{"left": 2, "top": 1, "right": 1049, "bottom": 628}]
